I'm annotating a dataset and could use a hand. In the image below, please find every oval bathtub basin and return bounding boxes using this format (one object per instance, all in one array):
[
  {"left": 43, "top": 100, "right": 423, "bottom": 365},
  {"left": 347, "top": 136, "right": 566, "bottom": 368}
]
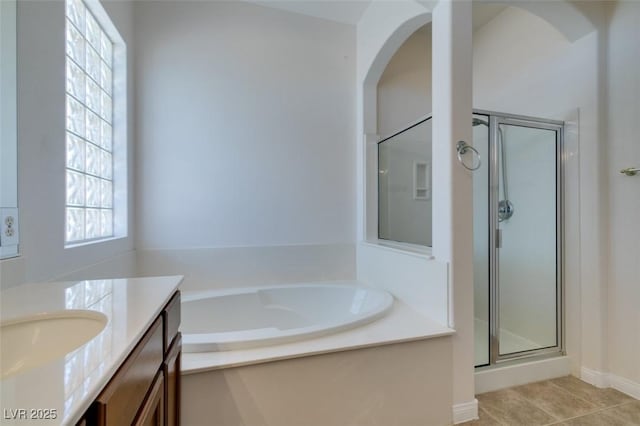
[{"left": 181, "top": 283, "right": 394, "bottom": 352}]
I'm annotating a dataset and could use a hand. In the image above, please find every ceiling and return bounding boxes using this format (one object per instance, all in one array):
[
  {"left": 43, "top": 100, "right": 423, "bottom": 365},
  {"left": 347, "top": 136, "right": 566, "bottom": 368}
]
[{"left": 246, "top": 0, "right": 508, "bottom": 29}]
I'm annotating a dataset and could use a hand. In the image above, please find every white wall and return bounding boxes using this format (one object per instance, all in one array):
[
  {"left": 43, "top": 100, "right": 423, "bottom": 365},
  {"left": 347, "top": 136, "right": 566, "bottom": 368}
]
[
  {"left": 134, "top": 1, "right": 356, "bottom": 250},
  {"left": 136, "top": 245, "right": 355, "bottom": 292},
  {"left": 131, "top": 1, "right": 357, "bottom": 290},
  {"left": 0, "top": 0, "right": 136, "bottom": 290},
  {"left": 357, "top": 243, "right": 448, "bottom": 324},
  {"left": 605, "top": 0, "right": 640, "bottom": 390}
]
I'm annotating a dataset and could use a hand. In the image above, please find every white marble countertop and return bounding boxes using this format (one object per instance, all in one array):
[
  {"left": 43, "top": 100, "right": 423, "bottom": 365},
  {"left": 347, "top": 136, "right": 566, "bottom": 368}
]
[
  {"left": 182, "top": 298, "right": 454, "bottom": 374},
  {"left": 0, "top": 276, "right": 183, "bottom": 425}
]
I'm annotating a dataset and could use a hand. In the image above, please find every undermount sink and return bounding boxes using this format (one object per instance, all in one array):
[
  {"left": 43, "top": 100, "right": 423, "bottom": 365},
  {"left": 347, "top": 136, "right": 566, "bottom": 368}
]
[{"left": 0, "top": 310, "right": 108, "bottom": 379}]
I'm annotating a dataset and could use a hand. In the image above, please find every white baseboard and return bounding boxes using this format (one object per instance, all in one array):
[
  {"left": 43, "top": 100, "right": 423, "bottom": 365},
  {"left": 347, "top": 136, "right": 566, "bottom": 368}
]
[
  {"left": 580, "top": 366, "right": 610, "bottom": 388},
  {"left": 475, "top": 356, "right": 570, "bottom": 394},
  {"left": 452, "top": 399, "right": 478, "bottom": 424},
  {"left": 609, "top": 374, "right": 640, "bottom": 400},
  {"left": 581, "top": 367, "right": 640, "bottom": 399}
]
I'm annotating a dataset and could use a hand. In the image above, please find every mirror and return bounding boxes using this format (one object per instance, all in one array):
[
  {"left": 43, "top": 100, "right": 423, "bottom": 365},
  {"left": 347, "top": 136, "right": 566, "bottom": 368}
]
[
  {"left": 378, "top": 116, "right": 432, "bottom": 247},
  {"left": 0, "top": 0, "right": 19, "bottom": 258}
]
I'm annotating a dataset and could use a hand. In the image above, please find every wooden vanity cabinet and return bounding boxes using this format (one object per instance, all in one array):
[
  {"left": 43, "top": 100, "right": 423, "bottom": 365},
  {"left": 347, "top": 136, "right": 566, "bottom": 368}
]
[
  {"left": 163, "top": 292, "right": 182, "bottom": 426},
  {"left": 134, "top": 372, "right": 165, "bottom": 426},
  {"left": 79, "top": 291, "right": 181, "bottom": 426}
]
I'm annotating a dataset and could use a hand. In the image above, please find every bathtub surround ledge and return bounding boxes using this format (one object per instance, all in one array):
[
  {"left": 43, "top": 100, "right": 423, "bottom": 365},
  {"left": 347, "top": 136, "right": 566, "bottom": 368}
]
[{"left": 181, "top": 297, "right": 452, "bottom": 373}]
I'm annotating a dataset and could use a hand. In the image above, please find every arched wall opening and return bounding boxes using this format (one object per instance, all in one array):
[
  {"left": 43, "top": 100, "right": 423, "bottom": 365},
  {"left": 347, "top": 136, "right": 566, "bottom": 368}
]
[
  {"left": 359, "top": 0, "right": 595, "bottom": 137},
  {"left": 361, "top": 11, "right": 432, "bottom": 135},
  {"left": 357, "top": 1, "right": 595, "bottom": 246}
]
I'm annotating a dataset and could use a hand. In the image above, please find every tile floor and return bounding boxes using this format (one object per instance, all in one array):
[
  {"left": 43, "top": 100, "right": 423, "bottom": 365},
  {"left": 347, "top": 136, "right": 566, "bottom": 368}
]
[{"left": 463, "top": 376, "right": 640, "bottom": 425}]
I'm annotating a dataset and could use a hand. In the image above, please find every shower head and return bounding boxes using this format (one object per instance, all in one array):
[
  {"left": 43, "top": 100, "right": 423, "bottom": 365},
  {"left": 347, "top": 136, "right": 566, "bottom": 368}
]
[{"left": 472, "top": 118, "right": 489, "bottom": 127}]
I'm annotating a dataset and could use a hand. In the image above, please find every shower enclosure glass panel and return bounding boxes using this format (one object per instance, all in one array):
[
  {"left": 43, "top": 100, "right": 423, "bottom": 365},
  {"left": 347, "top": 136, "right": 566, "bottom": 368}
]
[
  {"left": 378, "top": 117, "right": 433, "bottom": 247},
  {"left": 473, "top": 114, "right": 490, "bottom": 367},
  {"left": 496, "top": 122, "right": 559, "bottom": 356}
]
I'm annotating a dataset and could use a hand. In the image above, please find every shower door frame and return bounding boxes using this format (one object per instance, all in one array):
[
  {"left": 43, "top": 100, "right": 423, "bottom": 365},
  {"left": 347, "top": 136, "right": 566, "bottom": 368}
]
[{"left": 477, "top": 109, "right": 565, "bottom": 366}]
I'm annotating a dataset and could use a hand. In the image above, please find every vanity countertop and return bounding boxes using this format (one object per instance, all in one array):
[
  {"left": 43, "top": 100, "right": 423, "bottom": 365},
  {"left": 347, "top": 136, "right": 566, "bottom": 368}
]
[{"left": 0, "top": 275, "right": 183, "bottom": 425}]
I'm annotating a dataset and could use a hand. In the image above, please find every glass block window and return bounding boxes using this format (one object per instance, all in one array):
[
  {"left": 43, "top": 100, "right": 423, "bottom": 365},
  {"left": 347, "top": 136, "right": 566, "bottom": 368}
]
[{"left": 65, "top": 0, "right": 115, "bottom": 244}]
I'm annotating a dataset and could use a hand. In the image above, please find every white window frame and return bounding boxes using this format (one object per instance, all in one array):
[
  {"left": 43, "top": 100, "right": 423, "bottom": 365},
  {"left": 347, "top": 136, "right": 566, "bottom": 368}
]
[{"left": 64, "top": 0, "right": 127, "bottom": 247}]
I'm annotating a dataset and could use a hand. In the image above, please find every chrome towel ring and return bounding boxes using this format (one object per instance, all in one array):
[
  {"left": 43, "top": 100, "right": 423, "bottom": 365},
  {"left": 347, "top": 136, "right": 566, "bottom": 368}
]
[{"left": 457, "top": 141, "right": 481, "bottom": 171}]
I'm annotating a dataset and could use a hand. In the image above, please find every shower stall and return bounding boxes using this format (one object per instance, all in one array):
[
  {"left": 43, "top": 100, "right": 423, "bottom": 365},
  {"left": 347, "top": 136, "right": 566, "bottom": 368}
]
[
  {"left": 377, "top": 110, "right": 564, "bottom": 367},
  {"left": 472, "top": 111, "right": 564, "bottom": 367}
]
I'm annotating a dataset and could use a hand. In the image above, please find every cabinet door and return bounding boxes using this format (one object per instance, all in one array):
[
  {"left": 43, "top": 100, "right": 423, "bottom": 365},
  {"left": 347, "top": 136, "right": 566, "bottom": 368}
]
[
  {"left": 135, "top": 372, "right": 165, "bottom": 426},
  {"left": 164, "top": 333, "right": 181, "bottom": 426},
  {"left": 92, "top": 317, "right": 164, "bottom": 426}
]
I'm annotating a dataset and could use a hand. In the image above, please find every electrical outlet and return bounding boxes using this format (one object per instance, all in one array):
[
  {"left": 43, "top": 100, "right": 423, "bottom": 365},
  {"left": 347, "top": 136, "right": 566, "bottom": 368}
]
[{"left": 0, "top": 208, "right": 19, "bottom": 247}]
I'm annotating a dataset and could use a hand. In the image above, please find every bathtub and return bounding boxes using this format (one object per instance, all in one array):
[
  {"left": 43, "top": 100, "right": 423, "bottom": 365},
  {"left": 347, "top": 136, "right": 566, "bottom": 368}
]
[{"left": 181, "top": 282, "right": 394, "bottom": 352}]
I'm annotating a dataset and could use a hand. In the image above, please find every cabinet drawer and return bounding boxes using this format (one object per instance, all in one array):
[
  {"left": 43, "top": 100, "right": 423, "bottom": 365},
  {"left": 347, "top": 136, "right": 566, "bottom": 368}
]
[
  {"left": 92, "top": 316, "right": 164, "bottom": 426},
  {"left": 163, "top": 291, "right": 181, "bottom": 351}
]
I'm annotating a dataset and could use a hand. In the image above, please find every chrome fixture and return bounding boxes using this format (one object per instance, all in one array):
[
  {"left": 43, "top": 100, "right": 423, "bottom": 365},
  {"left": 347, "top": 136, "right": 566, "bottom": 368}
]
[
  {"left": 457, "top": 140, "right": 481, "bottom": 171},
  {"left": 498, "top": 199, "right": 515, "bottom": 222},
  {"left": 620, "top": 167, "right": 639, "bottom": 177},
  {"left": 496, "top": 129, "right": 514, "bottom": 221},
  {"left": 472, "top": 118, "right": 514, "bottom": 221}
]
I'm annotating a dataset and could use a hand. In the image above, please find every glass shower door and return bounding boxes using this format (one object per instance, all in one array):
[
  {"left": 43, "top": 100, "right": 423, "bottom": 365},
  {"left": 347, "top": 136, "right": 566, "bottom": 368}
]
[{"left": 492, "top": 119, "right": 562, "bottom": 359}]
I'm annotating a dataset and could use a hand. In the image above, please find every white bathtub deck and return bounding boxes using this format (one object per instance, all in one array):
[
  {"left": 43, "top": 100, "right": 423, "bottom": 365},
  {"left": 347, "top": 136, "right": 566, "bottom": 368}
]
[{"left": 182, "top": 299, "right": 454, "bottom": 374}]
